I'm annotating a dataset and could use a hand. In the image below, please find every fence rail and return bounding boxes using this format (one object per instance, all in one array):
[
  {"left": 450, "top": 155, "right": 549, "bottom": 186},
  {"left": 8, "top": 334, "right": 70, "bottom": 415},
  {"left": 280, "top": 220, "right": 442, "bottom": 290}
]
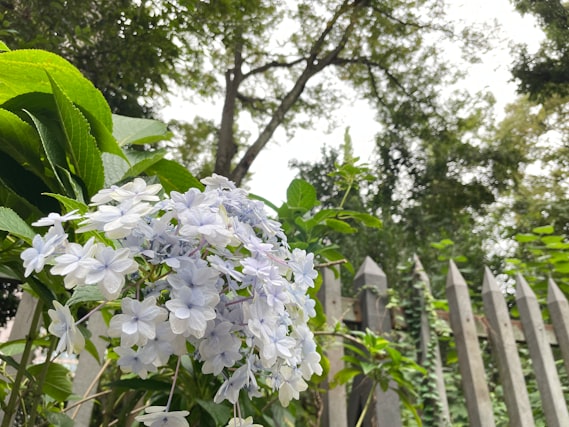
[{"left": 319, "top": 256, "right": 569, "bottom": 427}]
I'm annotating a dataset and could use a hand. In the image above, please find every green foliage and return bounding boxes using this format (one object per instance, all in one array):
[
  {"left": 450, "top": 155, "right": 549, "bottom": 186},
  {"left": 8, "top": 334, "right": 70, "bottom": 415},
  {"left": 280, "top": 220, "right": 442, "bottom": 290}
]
[
  {"left": 1, "top": 0, "right": 185, "bottom": 116},
  {"left": 332, "top": 328, "right": 425, "bottom": 426},
  {"left": 512, "top": 0, "right": 569, "bottom": 101},
  {"left": 0, "top": 48, "right": 199, "bottom": 223}
]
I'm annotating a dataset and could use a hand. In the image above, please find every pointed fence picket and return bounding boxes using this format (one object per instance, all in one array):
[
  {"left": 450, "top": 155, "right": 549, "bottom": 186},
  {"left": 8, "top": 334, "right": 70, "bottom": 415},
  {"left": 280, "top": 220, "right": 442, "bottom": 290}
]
[{"left": 319, "top": 257, "right": 569, "bottom": 427}]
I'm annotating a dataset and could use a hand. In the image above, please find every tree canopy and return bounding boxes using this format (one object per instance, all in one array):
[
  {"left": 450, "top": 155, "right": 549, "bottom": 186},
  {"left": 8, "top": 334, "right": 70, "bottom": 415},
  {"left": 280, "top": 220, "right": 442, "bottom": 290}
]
[{"left": 1, "top": 0, "right": 487, "bottom": 185}]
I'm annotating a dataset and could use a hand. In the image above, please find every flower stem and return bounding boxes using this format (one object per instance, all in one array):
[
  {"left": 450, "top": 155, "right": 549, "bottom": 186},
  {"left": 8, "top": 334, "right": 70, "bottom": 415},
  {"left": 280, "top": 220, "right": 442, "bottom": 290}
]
[
  {"left": 355, "top": 384, "right": 376, "bottom": 427},
  {"left": 75, "top": 301, "right": 107, "bottom": 325},
  {"left": 165, "top": 356, "right": 182, "bottom": 411}
]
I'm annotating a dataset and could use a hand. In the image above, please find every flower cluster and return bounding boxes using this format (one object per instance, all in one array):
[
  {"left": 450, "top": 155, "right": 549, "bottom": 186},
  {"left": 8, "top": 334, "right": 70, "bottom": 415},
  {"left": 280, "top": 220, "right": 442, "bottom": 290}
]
[{"left": 22, "top": 175, "right": 322, "bottom": 423}]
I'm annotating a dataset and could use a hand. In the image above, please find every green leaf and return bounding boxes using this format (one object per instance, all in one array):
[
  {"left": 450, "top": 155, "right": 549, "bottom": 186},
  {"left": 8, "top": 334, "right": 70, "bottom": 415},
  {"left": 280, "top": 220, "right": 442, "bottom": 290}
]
[
  {"left": 515, "top": 233, "right": 539, "bottom": 243},
  {"left": 541, "top": 235, "right": 564, "bottom": 245},
  {"left": 82, "top": 110, "right": 127, "bottom": 159},
  {"left": 24, "top": 109, "right": 73, "bottom": 195},
  {"left": 44, "top": 193, "right": 89, "bottom": 214},
  {"left": 122, "top": 149, "right": 166, "bottom": 179},
  {"left": 532, "top": 225, "right": 554, "bottom": 235},
  {"left": 0, "top": 41, "right": 10, "bottom": 52},
  {"left": 112, "top": 114, "right": 172, "bottom": 146},
  {"left": 286, "top": 179, "right": 317, "bottom": 211},
  {"left": 0, "top": 108, "right": 45, "bottom": 180},
  {"left": 28, "top": 362, "right": 73, "bottom": 401},
  {"left": 66, "top": 285, "right": 104, "bottom": 306},
  {"left": 45, "top": 411, "right": 74, "bottom": 427},
  {"left": 0, "top": 49, "right": 112, "bottom": 129},
  {"left": 144, "top": 158, "right": 204, "bottom": 193},
  {"left": 102, "top": 152, "right": 130, "bottom": 187},
  {"left": 337, "top": 210, "right": 382, "bottom": 228},
  {"left": 0, "top": 207, "right": 36, "bottom": 243},
  {"left": 48, "top": 73, "right": 104, "bottom": 196},
  {"left": 195, "top": 399, "right": 231, "bottom": 425},
  {"left": 333, "top": 367, "right": 361, "bottom": 385},
  {"left": 325, "top": 218, "right": 356, "bottom": 234}
]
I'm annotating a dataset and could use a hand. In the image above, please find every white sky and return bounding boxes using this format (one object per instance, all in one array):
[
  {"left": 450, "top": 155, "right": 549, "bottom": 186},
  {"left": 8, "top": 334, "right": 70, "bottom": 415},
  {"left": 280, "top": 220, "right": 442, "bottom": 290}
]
[{"left": 162, "top": 0, "right": 545, "bottom": 204}]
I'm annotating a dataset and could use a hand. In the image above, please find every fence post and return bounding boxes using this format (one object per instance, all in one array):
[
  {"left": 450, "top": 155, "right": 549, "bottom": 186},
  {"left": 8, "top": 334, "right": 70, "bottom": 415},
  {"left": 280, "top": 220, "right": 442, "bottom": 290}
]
[
  {"left": 319, "top": 268, "right": 347, "bottom": 427},
  {"left": 347, "top": 256, "right": 402, "bottom": 427},
  {"left": 481, "top": 268, "right": 534, "bottom": 427},
  {"left": 445, "top": 261, "right": 495, "bottom": 427},
  {"left": 67, "top": 311, "right": 108, "bottom": 426},
  {"left": 547, "top": 277, "right": 569, "bottom": 376},
  {"left": 516, "top": 274, "right": 569, "bottom": 427},
  {"left": 413, "top": 256, "right": 450, "bottom": 426}
]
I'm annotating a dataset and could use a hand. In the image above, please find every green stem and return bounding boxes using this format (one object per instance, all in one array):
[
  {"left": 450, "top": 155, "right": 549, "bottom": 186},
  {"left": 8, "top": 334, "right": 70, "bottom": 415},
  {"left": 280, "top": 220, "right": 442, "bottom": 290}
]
[
  {"left": 338, "top": 180, "right": 353, "bottom": 209},
  {"left": 1, "top": 298, "right": 43, "bottom": 427},
  {"left": 355, "top": 382, "right": 376, "bottom": 427},
  {"left": 27, "top": 336, "right": 57, "bottom": 427}
]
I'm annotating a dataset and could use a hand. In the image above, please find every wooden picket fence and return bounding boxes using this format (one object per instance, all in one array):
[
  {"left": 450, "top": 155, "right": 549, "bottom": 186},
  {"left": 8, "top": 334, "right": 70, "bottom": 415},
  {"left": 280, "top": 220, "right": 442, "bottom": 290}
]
[
  {"left": 318, "top": 256, "right": 569, "bottom": 427},
  {"left": 3, "top": 255, "right": 569, "bottom": 426}
]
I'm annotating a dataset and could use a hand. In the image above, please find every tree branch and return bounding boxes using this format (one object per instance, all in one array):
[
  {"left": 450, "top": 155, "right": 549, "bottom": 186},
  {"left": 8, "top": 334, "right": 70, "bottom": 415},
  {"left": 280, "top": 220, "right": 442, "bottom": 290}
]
[
  {"left": 229, "top": 0, "right": 365, "bottom": 185},
  {"left": 242, "top": 57, "right": 306, "bottom": 79}
]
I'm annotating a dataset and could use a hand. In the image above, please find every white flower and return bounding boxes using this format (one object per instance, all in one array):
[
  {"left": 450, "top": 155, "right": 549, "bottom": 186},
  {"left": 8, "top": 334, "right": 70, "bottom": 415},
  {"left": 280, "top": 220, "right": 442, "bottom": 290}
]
[
  {"left": 108, "top": 296, "right": 167, "bottom": 347},
  {"left": 224, "top": 416, "right": 263, "bottom": 427},
  {"left": 290, "top": 249, "right": 318, "bottom": 288},
  {"left": 50, "top": 237, "right": 97, "bottom": 289},
  {"left": 79, "top": 200, "right": 152, "bottom": 238},
  {"left": 32, "top": 210, "right": 81, "bottom": 233},
  {"left": 114, "top": 346, "right": 157, "bottom": 379},
  {"left": 84, "top": 246, "right": 138, "bottom": 300},
  {"left": 48, "top": 301, "right": 85, "bottom": 354},
  {"left": 276, "top": 365, "right": 307, "bottom": 407},
  {"left": 21, "top": 232, "right": 62, "bottom": 277},
  {"left": 166, "top": 286, "right": 219, "bottom": 338},
  {"left": 135, "top": 406, "right": 189, "bottom": 427}
]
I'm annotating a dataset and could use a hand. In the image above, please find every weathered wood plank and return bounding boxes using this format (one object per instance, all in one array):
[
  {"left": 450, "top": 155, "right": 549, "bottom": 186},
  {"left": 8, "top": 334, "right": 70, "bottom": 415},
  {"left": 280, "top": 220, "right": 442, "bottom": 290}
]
[
  {"left": 516, "top": 274, "right": 569, "bottom": 427},
  {"left": 319, "top": 268, "right": 347, "bottom": 427},
  {"left": 482, "top": 268, "right": 534, "bottom": 427},
  {"left": 413, "top": 256, "right": 450, "bottom": 426},
  {"left": 67, "top": 311, "right": 108, "bottom": 426},
  {"left": 547, "top": 278, "right": 569, "bottom": 377},
  {"left": 347, "top": 257, "right": 401, "bottom": 427},
  {"left": 445, "top": 261, "right": 495, "bottom": 427}
]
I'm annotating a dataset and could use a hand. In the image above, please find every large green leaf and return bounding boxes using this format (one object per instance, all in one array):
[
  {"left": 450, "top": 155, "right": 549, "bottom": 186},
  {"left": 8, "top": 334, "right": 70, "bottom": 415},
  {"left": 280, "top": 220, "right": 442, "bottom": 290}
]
[
  {"left": 44, "top": 193, "right": 89, "bottom": 214},
  {"left": 145, "top": 158, "right": 204, "bottom": 193},
  {"left": 0, "top": 49, "right": 112, "bottom": 129},
  {"left": 0, "top": 108, "right": 45, "bottom": 180},
  {"left": 48, "top": 74, "right": 104, "bottom": 197},
  {"left": 0, "top": 207, "right": 36, "bottom": 243},
  {"left": 112, "top": 114, "right": 173, "bottom": 146},
  {"left": 24, "top": 110, "right": 72, "bottom": 195},
  {"left": 286, "top": 179, "right": 318, "bottom": 211},
  {"left": 27, "top": 362, "right": 73, "bottom": 402}
]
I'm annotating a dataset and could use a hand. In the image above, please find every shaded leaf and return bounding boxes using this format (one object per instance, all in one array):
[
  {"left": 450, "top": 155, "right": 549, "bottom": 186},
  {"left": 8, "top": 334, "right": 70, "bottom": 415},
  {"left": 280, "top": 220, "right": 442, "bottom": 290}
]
[
  {"left": 28, "top": 362, "right": 73, "bottom": 401},
  {"left": 112, "top": 114, "right": 172, "bottom": 146}
]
